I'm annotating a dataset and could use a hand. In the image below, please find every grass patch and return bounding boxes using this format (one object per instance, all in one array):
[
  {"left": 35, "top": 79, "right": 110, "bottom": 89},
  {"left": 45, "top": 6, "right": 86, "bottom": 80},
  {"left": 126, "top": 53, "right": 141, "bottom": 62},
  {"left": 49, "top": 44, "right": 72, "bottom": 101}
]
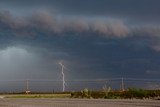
[{"left": 5, "top": 94, "right": 71, "bottom": 98}]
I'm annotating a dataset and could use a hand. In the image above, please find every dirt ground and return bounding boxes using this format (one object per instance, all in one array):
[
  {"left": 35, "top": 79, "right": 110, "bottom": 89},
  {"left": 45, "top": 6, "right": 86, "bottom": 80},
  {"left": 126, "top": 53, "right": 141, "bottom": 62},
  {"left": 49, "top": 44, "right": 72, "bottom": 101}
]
[{"left": 0, "top": 98, "right": 160, "bottom": 107}]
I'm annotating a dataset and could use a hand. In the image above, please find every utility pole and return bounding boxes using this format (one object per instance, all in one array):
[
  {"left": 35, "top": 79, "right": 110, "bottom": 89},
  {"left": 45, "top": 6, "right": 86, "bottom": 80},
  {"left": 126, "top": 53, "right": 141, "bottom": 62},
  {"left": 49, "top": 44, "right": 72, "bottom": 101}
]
[
  {"left": 25, "top": 79, "right": 30, "bottom": 94},
  {"left": 121, "top": 77, "right": 125, "bottom": 91},
  {"left": 26, "top": 80, "right": 29, "bottom": 91}
]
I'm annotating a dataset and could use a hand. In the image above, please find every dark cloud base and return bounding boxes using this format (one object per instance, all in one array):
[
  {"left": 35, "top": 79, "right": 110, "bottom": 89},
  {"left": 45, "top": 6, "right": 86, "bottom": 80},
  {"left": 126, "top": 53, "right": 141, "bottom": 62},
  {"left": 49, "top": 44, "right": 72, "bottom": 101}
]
[{"left": 0, "top": 32, "right": 160, "bottom": 80}]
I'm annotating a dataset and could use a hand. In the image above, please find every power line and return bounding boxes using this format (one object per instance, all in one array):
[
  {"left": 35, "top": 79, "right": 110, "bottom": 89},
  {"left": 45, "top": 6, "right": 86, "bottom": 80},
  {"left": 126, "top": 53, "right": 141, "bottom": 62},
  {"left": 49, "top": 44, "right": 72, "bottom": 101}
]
[{"left": 0, "top": 78, "right": 160, "bottom": 82}]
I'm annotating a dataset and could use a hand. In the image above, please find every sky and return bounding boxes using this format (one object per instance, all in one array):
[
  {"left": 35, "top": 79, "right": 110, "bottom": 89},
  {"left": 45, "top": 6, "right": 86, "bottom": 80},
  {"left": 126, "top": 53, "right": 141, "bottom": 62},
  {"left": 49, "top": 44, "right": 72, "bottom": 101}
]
[{"left": 0, "top": 0, "right": 160, "bottom": 91}]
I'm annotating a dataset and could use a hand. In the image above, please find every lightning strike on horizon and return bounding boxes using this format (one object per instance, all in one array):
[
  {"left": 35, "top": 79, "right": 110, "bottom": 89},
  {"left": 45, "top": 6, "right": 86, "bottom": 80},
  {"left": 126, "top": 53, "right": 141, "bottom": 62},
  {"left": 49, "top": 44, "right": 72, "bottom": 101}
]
[{"left": 59, "top": 62, "right": 66, "bottom": 92}]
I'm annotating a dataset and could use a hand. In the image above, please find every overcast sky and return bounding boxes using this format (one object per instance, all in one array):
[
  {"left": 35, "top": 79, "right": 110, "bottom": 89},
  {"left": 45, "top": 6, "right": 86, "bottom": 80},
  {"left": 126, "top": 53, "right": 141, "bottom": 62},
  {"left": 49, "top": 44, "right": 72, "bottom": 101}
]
[{"left": 0, "top": 0, "right": 160, "bottom": 91}]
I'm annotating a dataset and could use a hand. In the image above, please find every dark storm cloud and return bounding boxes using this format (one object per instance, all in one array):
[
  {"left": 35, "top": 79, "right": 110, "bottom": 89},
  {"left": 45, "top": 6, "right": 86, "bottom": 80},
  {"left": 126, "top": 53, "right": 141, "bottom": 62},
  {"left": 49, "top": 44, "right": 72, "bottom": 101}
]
[
  {"left": 0, "top": 0, "right": 160, "bottom": 85},
  {"left": 0, "top": 10, "right": 130, "bottom": 37},
  {"left": 1, "top": 0, "right": 160, "bottom": 39},
  {"left": 1, "top": 10, "right": 160, "bottom": 39},
  {"left": 1, "top": 8, "right": 160, "bottom": 56}
]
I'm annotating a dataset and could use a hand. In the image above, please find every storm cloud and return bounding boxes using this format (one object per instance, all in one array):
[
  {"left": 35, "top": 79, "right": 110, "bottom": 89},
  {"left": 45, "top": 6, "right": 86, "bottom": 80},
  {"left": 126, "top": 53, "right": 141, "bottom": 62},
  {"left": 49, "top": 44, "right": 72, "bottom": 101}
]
[
  {"left": 0, "top": 10, "right": 130, "bottom": 37},
  {"left": 0, "top": 0, "right": 160, "bottom": 91},
  {"left": 1, "top": 10, "right": 160, "bottom": 38}
]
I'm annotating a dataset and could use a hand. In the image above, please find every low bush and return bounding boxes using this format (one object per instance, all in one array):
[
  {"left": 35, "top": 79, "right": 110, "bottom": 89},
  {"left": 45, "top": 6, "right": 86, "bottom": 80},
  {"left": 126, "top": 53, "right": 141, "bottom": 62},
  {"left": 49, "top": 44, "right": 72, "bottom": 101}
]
[{"left": 71, "top": 88, "right": 160, "bottom": 99}]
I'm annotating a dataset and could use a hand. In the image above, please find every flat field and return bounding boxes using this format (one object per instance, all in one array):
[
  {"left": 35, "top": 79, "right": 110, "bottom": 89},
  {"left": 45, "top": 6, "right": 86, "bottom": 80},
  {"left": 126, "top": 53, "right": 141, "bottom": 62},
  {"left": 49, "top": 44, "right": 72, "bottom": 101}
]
[
  {"left": 3, "top": 94, "right": 71, "bottom": 98},
  {"left": 0, "top": 97, "right": 160, "bottom": 107}
]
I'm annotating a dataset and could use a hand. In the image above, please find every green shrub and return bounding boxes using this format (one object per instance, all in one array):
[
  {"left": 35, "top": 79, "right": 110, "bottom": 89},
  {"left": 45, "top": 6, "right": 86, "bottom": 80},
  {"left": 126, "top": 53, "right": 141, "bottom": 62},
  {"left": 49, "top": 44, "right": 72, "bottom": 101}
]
[
  {"left": 70, "top": 88, "right": 160, "bottom": 99},
  {"left": 81, "top": 88, "right": 92, "bottom": 98}
]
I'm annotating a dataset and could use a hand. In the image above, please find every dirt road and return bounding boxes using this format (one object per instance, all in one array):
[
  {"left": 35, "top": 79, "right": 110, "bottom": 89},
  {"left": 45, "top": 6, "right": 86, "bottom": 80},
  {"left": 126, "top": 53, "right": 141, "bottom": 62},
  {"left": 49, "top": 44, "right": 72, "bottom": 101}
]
[{"left": 0, "top": 98, "right": 160, "bottom": 107}]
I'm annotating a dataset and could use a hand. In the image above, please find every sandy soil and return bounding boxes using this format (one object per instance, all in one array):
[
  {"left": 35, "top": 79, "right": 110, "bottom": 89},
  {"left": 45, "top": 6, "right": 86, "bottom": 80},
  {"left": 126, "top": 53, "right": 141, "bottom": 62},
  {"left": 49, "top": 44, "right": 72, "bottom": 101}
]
[{"left": 0, "top": 98, "right": 160, "bottom": 107}]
